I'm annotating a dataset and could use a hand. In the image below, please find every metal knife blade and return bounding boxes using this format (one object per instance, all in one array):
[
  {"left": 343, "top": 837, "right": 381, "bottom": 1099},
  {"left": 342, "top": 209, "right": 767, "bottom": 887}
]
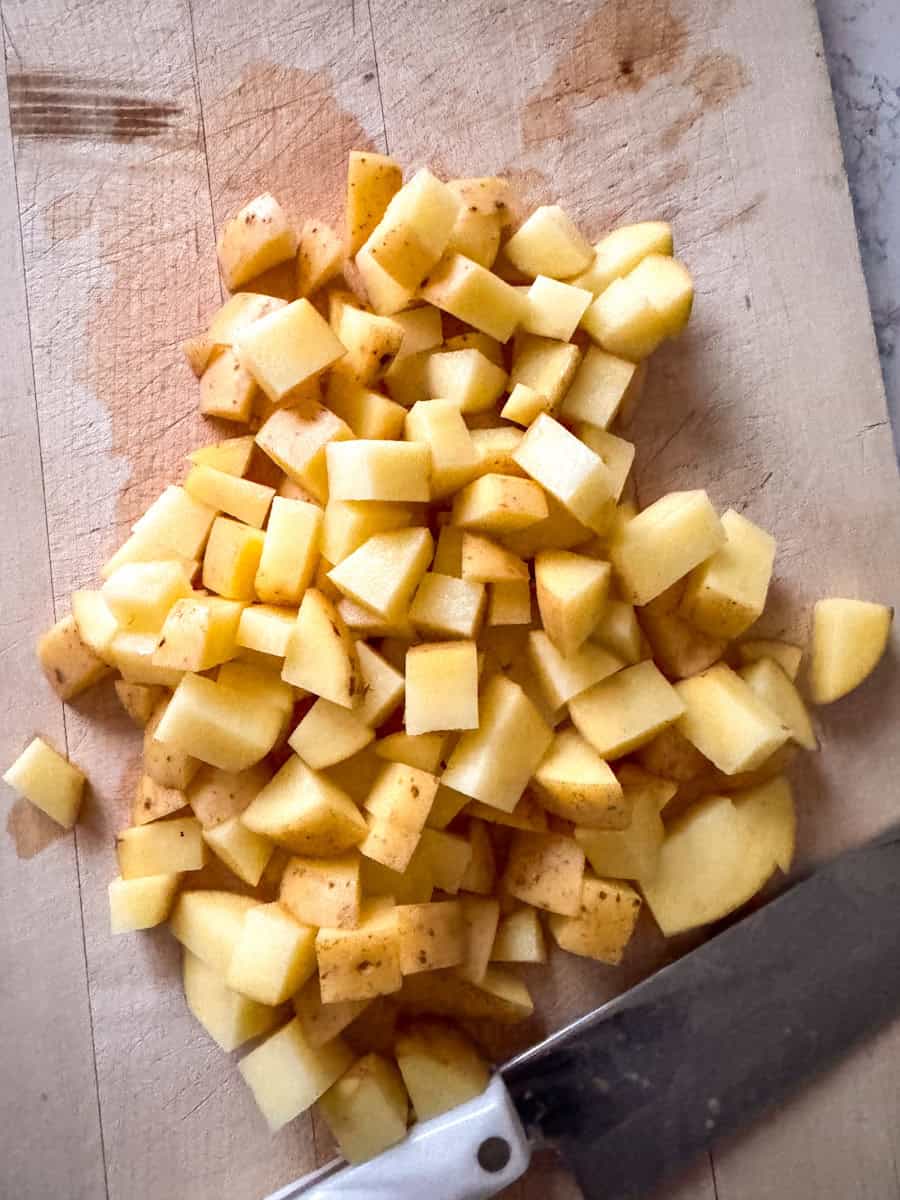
[{"left": 502, "top": 824, "right": 900, "bottom": 1199}]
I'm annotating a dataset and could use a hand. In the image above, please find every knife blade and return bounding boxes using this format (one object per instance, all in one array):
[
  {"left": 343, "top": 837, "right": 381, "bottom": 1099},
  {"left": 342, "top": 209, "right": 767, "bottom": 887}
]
[{"left": 270, "top": 825, "right": 900, "bottom": 1200}]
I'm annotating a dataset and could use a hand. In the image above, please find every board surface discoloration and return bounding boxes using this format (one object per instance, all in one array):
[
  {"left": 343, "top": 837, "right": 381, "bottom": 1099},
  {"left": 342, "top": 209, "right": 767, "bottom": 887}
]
[{"left": 1, "top": 0, "right": 899, "bottom": 1198}]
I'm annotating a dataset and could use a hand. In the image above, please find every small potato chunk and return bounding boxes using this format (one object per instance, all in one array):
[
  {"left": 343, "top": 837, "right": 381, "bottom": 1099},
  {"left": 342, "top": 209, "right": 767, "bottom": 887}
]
[
  {"left": 500, "top": 383, "right": 551, "bottom": 427},
  {"left": 103, "top": 561, "right": 193, "bottom": 633},
  {"left": 116, "top": 817, "right": 204, "bottom": 879},
  {"left": 114, "top": 680, "right": 165, "bottom": 728},
  {"left": 237, "top": 299, "right": 346, "bottom": 404},
  {"left": 226, "top": 902, "right": 317, "bottom": 1005},
  {"left": 581, "top": 276, "right": 666, "bottom": 360},
  {"left": 321, "top": 499, "right": 413, "bottom": 565},
  {"left": 153, "top": 597, "right": 245, "bottom": 672},
  {"left": 280, "top": 853, "right": 361, "bottom": 929},
  {"left": 405, "top": 399, "right": 478, "bottom": 497},
  {"left": 255, "top": 497, "right": 322, "bottom": 606},
  {"left": 575, "top": 428, "right": 635, "bottom": 502},
  {"left": 535, "top": 550, "right": 611, "bottom": 658},
  {"left": 675, "top": 664, "right": 790, "bottom": 775},
  {"left": 560, "top": 346, "right": 644, "bottom": 431},
  {"left": 575, "top": 766, "right": 668, "bottom": 885},
  {"left": 198, "top": 351, "right": 260, "bottom": 421},
  {"left": 109, "top": 874, "right": 179, "bottom": 933},
  {"left": 809, "top": 597, "right": 893, "bottom": 704},
  {"left": 216, "top": 660, "right": 295, "bottom": 719},
  {"left": 243, "top": 754, "right": 367, "bottom": 855},
  {"left": 462, "top": 536, "right": 528, "bottom": 585},
  {"left": 420, "top": 253, "right": 526, "bottom": 342},
  {"left": 424, "top": 349, "right": 508, "bottom": 415},
  {"left": 255, "top": 402, "right": 352, "bottom": 503},
  {"left": 143, "top": 698, "right": 200, "bottom": 789},
  {"left": 333, "top": 305, "right": 405, "bottom": 385},
  {"left": 513, "top": 414, "right": 616, "bottom": 534},
  {"left": 202, "top": 517, "right": 265, "bottom": 602},
  {"left": 356, "top": 245, "right": 416, "bottom": 315},
  {"left": 207, "top": 292, "right": 288, "bottom": 351},
  {"left": 406, "top": 641, "right": 480, "bottom": 737},
  {"left": 282, "top": 589, "right": 362, "bottom": 709},
  {"left": 239, "top": 1017, "right": 354, "bottom": 1131},
  {"left": 360, "top": 168, "right": 460, "bottom": 292},
  {"left": 355, "top": 642, "right": 405, "bottom": 727},
  {"left": 396, "top": 900, "right": 466, "bottom": 973},
  {"left": 37, "top": 614, "right": 110, "bottom": 700},
  {"left": 527, "top": 630, "right": 622, "bottom": 710},
  {"left": 548, "top": 875, "right": 642, "bottom": 964},
  {"left": 319, "top": 1053, "right": 409, "bottom": 1165},
  {"left": 638, "top": 599, "right": 727, "bottom": 681},
  {"left": 375, "top": 732, "right": 447, "bottom": 774},
  {"left": 289, "top": 698, "right": 375, "bottom": 769},
  {"left": 409, "top": 574, "right": 485, "bottom": 640},
  {"left": 533, "top": 728, "right": 629, "bottom": 828},
  {"left": 502, "top": 494, "right": 592, "bottom": 559},
  {"left": 466, "top": 795, "right": 548, "bottom": 832},
  {"left": 294, "top": 977, "right": 371, "bottom": 1047},
  {"left": 592, "top": 598, "right": 643, "bottom": 665},
  {"left": 636, "top": 723, "right": 710, "bottom": 783},
  {"left": 361, "top": 762, "right": 439, "bottom": 872},
  {"left": 132, "top": 774, "right": 186, "bottom": 826},
  {"left": 572, "top": 221, "right": 673, "bottom": 296},
  {"left": 217, "top": 192, "right": 297, "bottom": 291},
  {"left": 183, "top": 950, "right": 279, "bottom": 1052},
  {"left": 492, "top": 906, "right": 547, "bottom": 964},
  {"left": 680, "top": 509, "right": 776, "bottom": 639},
  {"left": 326, "top": 440, "right": 431, "bottom": 503},
  {"left": 451, "top": 473, "right": 548, "bottom": 536},
  {"left": 503, "top": 205, "right": 592, "bottom": 279},
  {"left": 417, "top": 828, "right": 473, "bottom": 894},
  {"left": 185, "top": 464, "right": 274, "bottom": 528},
  {"left": 625, "top": 254, "right": 694, "bottom": 338},
  {"left": 740, "top": 658, "right": 817, "bottom": 750},
  {"left": 360, "top": 843, "right": 435, "bottom": 905},
  {"left": 456, "top": 894, "right": 500, "bottom": 982},
  {"left": 316, "top": 899, "right": 403, "bottom": 1002},
  {"left": 328, "top": 527, "right": 433, "bottom": 621},
  {"left": 470, "top": 427, "right": 525, "bottom": 479},
  {"left": 488, "top": 581, "right": 532, "bottom": 627},
  {"left": 346, "top": 150, "right": 403, "bottom": 255},
  {"left": 3, "top": 737, "right": 85, "bottom": 829},
  {"left": 325, "top": 375, "right": 406, "bottom": 440},
  {"left": 236, "top": 604, "right": 297, "bottom": 658},
  {"left": 503, "top": 831, "right": 585, "bottom": 916},
  {"left": 154, "top": 674, "right": 283, "bottom": 772},
  {"left": 569, "top": 660, "right": 685, "bottom": 759},
  {"left": 445, "top": 204, "right": 503, "bottom": 268},
  {"left": 508, "top": 335, "right": 582, "bottom": 413},
  {"left": 203, "top": 816, "right": 274, "bottom": 886},
  {"left": 459, "top": 820, "right": 497, "bottom": 895},
  {"left": 398, "top": 965, "right": 533, "bottom": 1024},
  {"left": 71, "top": 590, "right": 119, "bottom": 664},
  {"left": 104, "top": 486, "right": 215, "bottom": 577},
  {"left": 113, "top": 631, "right": 182, "bottom": 690},
  {"left": 395, "top": 1022, "right": 490, "bottom": 1121},
  {"left": 169, "top": 890, "right": 258, "bottom": 973},
  {"left": 522, "top": 275, "right": 593, "bottom": 341},
  {"left": 737, "top": 639, "right": 803, "bottom": 681},
  {"left": 295, "top": 218, "right": 343, "bottom": 297}
]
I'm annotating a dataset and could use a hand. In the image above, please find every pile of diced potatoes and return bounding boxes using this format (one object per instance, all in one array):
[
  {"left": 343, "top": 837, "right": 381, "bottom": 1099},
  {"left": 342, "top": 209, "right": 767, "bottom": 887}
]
[{"left": 3, "top": 149, "right": 894, "bottom": 1166}]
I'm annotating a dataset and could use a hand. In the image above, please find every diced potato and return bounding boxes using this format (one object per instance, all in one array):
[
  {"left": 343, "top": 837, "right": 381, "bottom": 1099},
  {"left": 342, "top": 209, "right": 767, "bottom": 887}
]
[
  {"left": 503, "top": 831, "right": 585, "bottom": 916},
  {"left": 395, "top": 1021, "right": 490, "bottom": 1121},
  {"left": 522, "top": 275, "right": 593, "bottom": 341},
  {"left": 360, "top": 842, "right": 435, "bottom": 905},
  {"left": 201, "top": 518, "right": 265, "bottom": 602},
  {"left": 236, "top": 603, "right": 296, "bottom": 658},
  {"left": 116, "top": 817, "right": 204, "bottom": 879},
  {"left": 459, "top": 819, "right": 497, "bottom": 895},
  {"left": 737, "top": 639, "right": 803, "bottom": 680},
  {"left": 508, "top": 335, "right": 581, "bottom": 412},
  {"left": 216, "top": 659, "right": 295, "bottom": 719},
  {"left": 443, "top": 673, "right": 553, "bottom": 812},
  {"left": 575, "top": 428, "right": 635, "bottom": 503},
  {"left": 417, "top": 828, "right": 473, "bottom": 894},
  {"left": 243, "top": 754, "right": 367, "bottom": 855},
  {"left": 500, "top": 382, "right": 551, "bottom": 427},
  {"left": 535, "top": 550, "right": 611, "bottom": 658},
  {"left": 208, "top": 293, "right": 287, "bottom": 350},
  {"left": 226, "top": 902, "right": 317, "bottom": 1005},
  {"left": 187, "top": 762, "right": 270, "bottom": 829},
  {"left": 739, "top": 659, "right": 817, "bottom": 750},
  {"left": 675, "top": 664, "right": 790, "bottom": 775},
  {"left": 404, "top": 399, "right": 477, "bottom": 498},
  {"left": 114, "top": 680, "right": 165, "bottom": 728},
  {"left": 571, "top": 221, "right": 673, "bottom": 296},
  {"left": 375, "top": 732, "right": 447, "bottom": 774},
  {"left": 501, "top": 495, "right": 592, "bottom": 560},
  {"left": 575, "top": 770, "right": 666, "bottom": 885},
  {"left": 337, "top": 597, "right": 415, "bottom": 640},
  {"left": 491, "top": 906, "right": 547, "bottom": 964},
  {"left": 466, "top": 795, "right": 548, "bottom": 832},
  {"left": 239, "top": 1017, "right": 354, "bottom": 1131},
  {"left": 420, "top": 253, "right": 525, "bottom": 342},
  {"left": 289, "top": 698, "right": 375, "bottom": 769},
  {"left": 397, "top": 900, "right": 466, "bottom": 973},
  {"left": 356, "top": 245, "right": 416, "bottom": 316},
  {"left": 424, "top": 349, "right": 508, "bottom": 415},
  {"left": 639, "top": 599, "right": 727, "bottom": 681},
  {"left": 346, "top": 150, "right": 403, "bottom": 255},
  {"left": 447, "top": 177, "right": 513, "bottom": 224},
  {"left": 4, "top": 736, "right": 85, "bottom": 829},
  {"left": 325, "top": 375, "right": 406, "bottom": 440},
  {"left": 217, "top": 192, "right": 297, "bottom": 291},
  {"left": 636, "top": 722, "right": 710, "bottom": 782},
  {"left": 569, "top": 660, "right": 685, "bottom": 758},
  {"left": 154, "top": 673, "right": 283, "bottom": 772},
  {"left": 643, "top": 778, "right": 796, "bottom": 936},
  {"left": 255, "top": 402, "right": 352, "bottom": 502},
  {"left": 152, "top": 597, "right": 244, "bottom": 672},
  {"left": 280, "top": 853, "right": 361, "bottom": 929},
  {"left": 527, "top": 630, "right": 622, "bottom": 710},
  {"left": 321, "top": 499, "right": 413, "bottom": 565},
  {"left": 592, "top": 598, "right": 643, "bottom": 665},
  {"left": 361, "top": 762, "right": 439, "bottom": 872},
  {"left": 185, "top": 464, "right": 274, "bottom": 529},
  {"left": 142, "top": 698, "right": 199, "bottom": 789},
  {"left": 503, "top": 205, "right": 592, "bottom": 278},
  {"left": 488, "top": 581, "right": 532, "bottom": 626},
  {"left": 109, "top": 873, "right": 179, "bottom": 933},
  {"left": 450, "top": 894, "right": 498, "bottom": 986},
  {"left": 130, "top": 485, "right": 218, "bottom": 563},
  {"left": 198, "top": 348, "right": 259, "bottom": 423},
  {"left": 534, "top": 728, "right": 629, "bottom": 828},
  {"left": 316, "top": 899, "right": 403, "bottom": 1002},
  {"left": 548, "top": 875, "right": 642, "bottom": 964},
  {"left": 451, "top": 473, "right": 548, "bottom": 535},
  {"left": 355, "top": 642, "right": 405, "bottom": 727},
  {"left": 809, "top": 597, "right": 893, "bottom": 704},
  {"left": 132, "top": 773, "right": 186, "bottom": 825},
  {"left": 680, "top": 509, "right": 776, "bottom": 639},
  {"left": 513, "top": 414, "right": 615, "bottom": 534},
  {"left": 295, "top": 218, "right": 343, "bottom": 297},
  {"left": 319, "top": 1052, "right": 409, "bottom": 1165},
  {"left": 409, "top": 574, "right": 485, "bottom": 640},
  {"left": 203, "top": 816, "right": 274, "bottom": 886},
  {"left": 625, "top": 253, "right": 694, "bottom": 338},
  {"left": 397, "top": 964, "right": 533, "bottom": 1024},
  {"left": 36, "top": 614, "right": 110, "bottom": 700},
  {"left": 333, "top": 304, "right": 405, "bottom": 385},
  {"left": 253, "top": 497, "right": 322, "bottom": 607},
  {"left": 71, "top": 590, "right": 119, "bottom": 664},
  {"left": 328, "top": 441, "right": 432, "bottom": 506},
  {"left": 560, "top": 346, "right": 643, "bottom": 431},
  {"left": 183, "top": 333, "right": 215, "bottom": 377},
  {"left": 183, "top": 950, "right": 278, "bottom": 1052},
  {"left": 169, "top": 889, "right": 257, "bottom": 973},
  {"left": 111, "top": 633, "right": 181, "bottom": 690},
  {"left": 445, "top": 204, "right": 503, "bottom": 268},
  {"left": 404, "top": 641, "right": 480, "bottom": 739},
  {"left": 102, "top": 561, "right": 193, "bottom": 634},
  {"left": 294, "top": 977, "right": 371, "bottom": 1047},
  {"left": 328, "top": 527, "right": 433, "bottom": 621},
  {"left": 282, "top": 589, "right": 362, "bottom": 709},
  {"left": 360, "top": 168, "right": 460, "bottom": 292},
  {"left": 426, "top": 784, "right": 470, "bottom": 831},
  {"left": 189, "top": 436, "right": 255, "bottom": 477},
  {"left": 581, "top": 275, "right": 666, "bottom": 360},
  {"left": 388, "top": 307, "right": 444, "bottom": 365},
  {"left": 237, "top": 299, "right": 346, "bottom": 404},
  {"left": 469, "top": 426, "right": 526, "bottom": 479}
]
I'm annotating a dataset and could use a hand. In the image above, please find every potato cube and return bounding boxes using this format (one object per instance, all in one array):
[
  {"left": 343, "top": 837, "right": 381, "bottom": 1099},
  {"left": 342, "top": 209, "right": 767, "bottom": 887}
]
[
  {"left": 424, "top": 349, "right": 508, "bottom": 414},
  {"left": 581, "top": 273, "right": 666, "bottom": 359},
  {"left": 356, "top": 245, "right": 416, "bottom": 315},
  {"left": 216, "top": 659, "right": 295, "bottom": 719},
  {"left": 255, "top": 402, "right": 352, "bottom": 502},
  {"left": 535, "top": 550, "right": 611, "bottom": 658},
  {"left": 37, "top": 614, "right": 110, "bottom": 700},
  {"left": 636, "top": 724, "right": 710, "bottom": 783},
  {"left": 504, "top": 205, "right": 592, "bottom": 278},
  {"left": 569, "top": 660, "right": 685, "bottom": 758},
  {"left": 206, "top": 293, "right": 288, "bottom": 353},
  {"left": 417, "top": 828, "right": 473, "bottom": 894},
  {"left": 488, "top": 581, "right": 532, "bottom": 626},
  {"left": 153, "top": 597, "right": 244, "bottom": 672},
  {"left": 321, "top": 500, "right": 413, "bottom": 565},
  {"left": 114, "top": 680, "right": 165, "bottom": 728},
  {"left": 522, "top": 275, "right": 593, "bottom": 341},
  {"left": 355, "top": 643, "right": 405, "bottom": 727},
  {"left": 361, "top": 168, "right": 460, "bottom": 291},
  {"left": 360, "top": 843, "right": 435, "bottom": 905},
  {"left": 294, "top": 977, "right": 371, "bottom": 1047},
  {"left": 442, "top": 673, "right": 553, "bottom": 812},
  {"left": 319, "top": 1053, "right": 409, "bottom": 1165},
  {"left": 675, "top": 664, "right": 790, "bottom": 774},
  {"left": 361, "top": 763, "right": 439, "bottom": 872},
  {"left": 509, "top": 335, "right": 581, "bottom": 411},
  {"left": 217, "top": 192, "right": 297, "bottom": 290},
  {"left": 527, "top": 630, "right": 622, "bottom": 710},
  {"left": 116, "top": 817, "right": 203, "bottom": 879},
  {"left": 395, "top": 1022, "right": 489, "bottom": 1121},
  {"left": 71, "top": 590, "right": 119, "bottom": 664},
  {"left": 501, "top": 494, "right": 592, "bottom": 559},
  {"left": 500, "top": 382, "right": 551, "bottom": 427},
  {"left": 491, "top": 907, "right": 547, "bottom": 964},
  {"left": 280, "top": 853, "right": 361, "bottom": 929},
  {"left": 420, "top": 254, "right": 525, "bottom": 342},
  {"left": 388, "top": 306, "right": 444, "bottom": 362},
  {"left": 461, "top": 534, "right": 528, "bottom": 584},
  {"left": 375, "top": 732, "right": 447, "bottom": 774},
  {"left": 337, "top": 598, "right": 415, "bottom": 640},
  {"left": 333, "top": 304, "right": 405, "bottom": 385},
  {"left": 739, "top": 658, "right": 816, "bottom": 751},
  {"left": 592, "top": 598, "right": 643, "bottom": 665},
  {"left": 252, "top": 497, "right": 322, "bottom": 607},
  {"left": 406, "top": 641, "right": 481, "bottom": 738},
  {"left": 326, "top": 440, "right": 431, "bottom": 503},
  {"left": 575, "top": 768, "right": 667, "bottom": 884},
  {"left": 108, "top": 873, "right": 179, "bottom": 933},
  {"left": 560, "top": 346, "right": 642, "bottom": 431},
  {"left": 459, "top": 819, "right": 497, "bottom": 894},
  {"left": 3, "top": 737, "right": 85, "bottom": 829},
  {"left": 679, "top": 509, "right": 775, "bottom": 639},
  {"left": 638, "top": 599, "right": 727, "bottom": 681},
  {"left": 102, "top": 561, "right": 192, "bottom": 634},
  {"left": 243, "top": 754, "right": 367, "bottom": 855},
  {"left": 456, "top": 894, "right": 500, "bottom": 983},
  {"left": 199, "top": 348, "right": 259, "bottom": 423},
  {"left": 409, "top": 574, "right": 485, "bottom": 640},
  {"left": 154, "top": 673, "right": 283, "bottom": 772},
  {"left": 185, "top": 464, "right": 274, "bottom": 529},
  {"left": 142, "top": 698, "right": 199, "bottom": 788},
  {"left": 397, "top": 900, "right": 466, "bottom": 973},
  {"left": 325, "top": 375, "right": 406, "bottom": 440},
  {"left": 239, "top": 1017, "right": 354, "bottom": 1131},
  {"left": 201, "top": 518, "right": 264, "bottom": 602},
  {"left": 132, "top": 774, "right": 186, "bottom": 825},
  {"left": 183, "top": 950, "right": 278, "bottom": 1052},
  {"left": 626, "top": 254, "right": 694, "bottom": 338},
  {"left": 445, "top": 204, "right": 503, "bottom": 268},
  {"left": 575, "top": 428, "right": 635, "bottom": 503},
  {"left": 236, "top": 603, "right": 297, "bottom": 658},
  {"left": 225, "top": 902, "right": 317, "bottom": 1005},
  {"left": 513, "top": 414, "right": 615, "bottom": 534},
  {"left": 451, "top": 473, "right": 548, "bottom": 536},
  {"left": 737, "top": 639, "right": 803, "bottom": 681},
  {"left": 289, "top": 698, "right": 375, "bottom": 769},
  {"left": 571, "top": 221, "right": 673, "bottom": 296},
  {"left": 316, "top": 899, "right": 403, "bottom": 1002},
  {"left": 447, "top": 176, "right": 513, "bottom": 224},
  {"left": 187, "top": 762, "right": 271, "bottom": 829},
  {"left": 503, "top": 831, "right": 585, "bottom": 916},
  {"left": 203, "top": 815, "right": 274, "bottom": 886},
  {"left": 295, "top": 218, "right": 342, "bottom": 297},
  {"left": 809, "top": 597, "right": 893, "bottom": 704},
  {"left": 282, "top": 589, "right": 362, "bottom": 709},
  {"left": 346, "top": 150, "right": 403, "bottom": 255},
  {"left": 548, "top": 875, "right": 642, "bottom": 964},
  {"left": 469, "top": 427, "right": 525, "bottom": 480},
  {"left": 533, "top": 728, "right": 628, "bottom": 828},
  {"left": 405, "top": 399, "right": 478, "bottom": 497},
  {"left": 169, "top": 889, "right": 258, "bottom": 973},
  {"left": 328, "top": 527, "right": 433, "bottom": 621},
  {"left": 237, "top": 299, "right": 346, "bottom": 404}
]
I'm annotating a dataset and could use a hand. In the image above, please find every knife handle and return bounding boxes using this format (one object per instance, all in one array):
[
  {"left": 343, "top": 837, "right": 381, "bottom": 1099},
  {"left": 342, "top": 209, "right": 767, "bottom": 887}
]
[{"left": 267, "top": 1075, "right": 531, "bottom": 1200}]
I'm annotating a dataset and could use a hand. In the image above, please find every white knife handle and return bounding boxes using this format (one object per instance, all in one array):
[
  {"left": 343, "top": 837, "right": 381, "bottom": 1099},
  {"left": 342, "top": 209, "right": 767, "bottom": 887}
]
[{"left": 267, "top": 1075, "right": 532, "bottom": 1200}]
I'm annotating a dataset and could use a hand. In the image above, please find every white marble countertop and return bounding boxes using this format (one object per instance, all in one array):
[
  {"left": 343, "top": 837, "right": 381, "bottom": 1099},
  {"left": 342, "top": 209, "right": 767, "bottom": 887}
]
[{"left": 818, "top": 0, "right": 900, "bottom": 449}]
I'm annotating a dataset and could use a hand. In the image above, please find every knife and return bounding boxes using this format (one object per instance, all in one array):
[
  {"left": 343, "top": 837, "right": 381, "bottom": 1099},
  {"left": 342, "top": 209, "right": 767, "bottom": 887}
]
[{"left": 266, "top": 824, "right": 900, "bottom": 1200}]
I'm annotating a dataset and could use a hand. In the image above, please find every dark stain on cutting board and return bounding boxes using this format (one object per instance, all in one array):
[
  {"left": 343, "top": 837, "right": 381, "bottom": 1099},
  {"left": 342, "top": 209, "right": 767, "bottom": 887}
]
[{"left": 8, "top": 70, "right": 181, "bottom": 142}]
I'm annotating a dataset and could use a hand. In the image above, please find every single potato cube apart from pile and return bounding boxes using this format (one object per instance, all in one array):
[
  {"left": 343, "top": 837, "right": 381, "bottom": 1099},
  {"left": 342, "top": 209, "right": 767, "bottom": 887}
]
[{"left": 11, "top": 152, "right": 892, "bottom": 1156}]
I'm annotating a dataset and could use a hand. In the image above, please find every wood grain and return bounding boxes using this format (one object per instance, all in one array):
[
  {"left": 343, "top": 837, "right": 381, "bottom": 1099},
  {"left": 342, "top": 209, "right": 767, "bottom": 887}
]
[{"left": 0, "top": 0, "right": 898, "bottom": 1197}]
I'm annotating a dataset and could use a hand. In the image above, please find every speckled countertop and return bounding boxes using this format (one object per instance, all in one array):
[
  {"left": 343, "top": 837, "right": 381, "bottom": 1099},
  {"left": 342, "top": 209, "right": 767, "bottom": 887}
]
[{"left": 818, "top": 0, "right": 900, "bottom": 448}]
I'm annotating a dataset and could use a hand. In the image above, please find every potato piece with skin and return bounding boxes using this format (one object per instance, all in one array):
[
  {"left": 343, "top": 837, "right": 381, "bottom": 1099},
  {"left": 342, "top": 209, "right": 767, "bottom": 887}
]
[
  {"left": 737, "top": 639, "right": 803, "bottom": 680},
  {"left": 356, "top": 245, "right": 416, "bottom": 316},
  {"left": 536, "top": 550, "right": 611, "bottom": 658},
  {"left": 420, "top": 253, "right": 526, "bottom": 342},
  {"left": 406, "top": 641, "right": 480, "bottom": 737},
  {"left": 513, "top": 414, "right": 617, "bottom": 536},
  {"left": 346, "top": 150, "right": 403, "bottom": 256},
  {"left": 189, "top": 435, "right": 256, "bottom": 478},
  {"left": 809, "top": 597, "right": 893, "bottom": 704},
  {"left": 319, "top": 1052, "right": 410, "bottom": 1165},
  {"left": 491, "top": 906, "right": 547, "bottom": 964},
  {"left": 397, "top": 965, "right": 533, "bottom": 1024},
  {"left": 153, "top": 597, "right": 245, "bottom": 673},
  {"left": 405, "top": 399, "right": 478, "bottom": 498},
  {"left": 289, "top": 698, "right": 375, "bottom": 769},
  {"left": 509, "top": 335, "right": 582, "bottom": 412},
  {"left": 282, "top": 589, "right": 362, "bottom": 709},
  {"left": 336, "top": 597, "right": 415, "bottom": 640},
  {"left": 115, "top": 680, "right": 165, "bottom": 728},
  {"left": 360, "top": 842, "right": 435, "bottom": 905},
  {"left": 255, "top": 402, "right": 353, "bottom": 503},
  {"left": 254, "top": 497, "right": 322, "bottom": 606},
  {"left": 445, "top": 204, "right": 502, "bottom": 268},
  {"left": 116, "top": 818, "right": 204, "bottom": 879},
  {"left": 202, "top": 518, "right": 265, "bottom": 602},
  {"left": 183, "top": 333, "right": 215, "bottom": 377},
  {"left": 132, "top": 774, "right": 186, "bottom": 826},
  {"left": 355, "top": 642, "right": 405, "bottom": 727},
  {"left": 488, "top": 581, "right": 532, "bottom": 626},
  {"left": 424, "top": 349, "right": 508, "bottom": 414},
  {"left": 739, "top": 659, "right": 817, "bottom": 750},
  {"left": 638, "top": 603, "right": 728, "bottom": 681},
  {"left": 3, "top": 737, "right": 86, "bottom": 829},
  {"left": 109, "top": 874, "right": 179, "bottom": 933},
  {"left": 326, "top": 440, "right": 431, "bottom": 503},
  {"left": 242, "top": 754, "right": 367, "bottom": 855},
  {"left": 522, "top": 275, "right": 593, "bottom": 340},
  {"left": 226, "top": 902, "right": 317, "bottom": 1005},
  {"left": 460, "top": 819, "right": 497, "bottom": 895},
  {"left": 36, "top": 614, "right": 111, "bottom": 700},
  {"left": 325, "top": 375, "right": 406, "bottom": 441},
  {"left": 409, "top": 574, "right": 485, "bottom": 641},
  {"left": 153, "top": 673, "right": 283, "bottom": 772},
  {"left": 571, "top": 221, "right": 673, "bottom": 297},
  {"left": 680, "top": 509, "right": 776, "bottom": 640},
  {"left": 376, "top": 732, "right": 447, "bottom": 774},
  {"left": 239, "top": 1017, "right": 354, "bottom": 1132},
  {"left": 280, "top": 853, "right": 361, "bottom": 929},
  {"left": 237, "top": 299, "right": 346, "bottom": 404},
  {"left": 316, "top": 899, "right": 403, "bottom": 1003},
  {"left": 451, "top": 473, "right": 548, "bottom": 536},
  {"left": 636, "top": 723, "right": 710, "bottom": 782},
  {"left": 503, "top": 831, "right": 585, "bottom": 916},
  {"left": 426, "top": 784, "right": 471, "bottom": 831},
  {"left": 207, "top": 293, "right": 287, "bottom": 351},
  {"left": 447, "top": 176, "right": 513, "bottom": 224},
  {"left": 361, "top": 762, "right": 439, "bottom": 872},
  {"left": 295, "top": 218, "right": 343, "bottom": 297},
  {"left": 71, "top": 590, "right": 119, "bottom": 664},
  {"left": 217, "top": 192, "right": 297, "bottom": 291},
  {"left": 396, "top": 1021, "right": 490, "bottom": 1122},
  {"left": 675, "top": 664, "right": 790, "bottom": 775},
  {"left": 501, "top": 495, "right": 593, "bottom": 560},
  {"left": 397, "top": 900, "right": 466, "bottom": 973},
  {"left": 361, "top": 168, "right": 460, "bottom": 290},
  {"left": 328, "top": 527, "right": 433, "bottom": 622},
  {"left": 294, "top": 977, "right": 372, "bottom": 1047},
  {"left": 465, "top": 794, "right": 548, "bottom": 833},
  {"left": 534, "top": 728, "right": 630, "bottom": 828},
  {"left": 569, "top": 660, "right": 686, "bottom": 759},
  {"left": 203, "top": 812, "right": 274, "bottom": 884},
  {"left": 575, "top": 771, "right": 667, "bottom": 885},
  {"left": 142, "top": 697, "right": 199, "bottom": 790},
  {"left": 333, "top": 304, "right": 405, "bottom": 385},
  {"left": 548, "top": 875, "right": 642, "bottom": 964},
  {"left": 183, "top": 950, "right": 279, "bottom": 1052},
  {"left": 456, "top": 895, "right": 501, "bottom": 983},
  {"left": 504, "top": 205, "right": 592, "bottom": 278},
  {"left": 417, "top": 828, "right": 473, "bottom": 895}
]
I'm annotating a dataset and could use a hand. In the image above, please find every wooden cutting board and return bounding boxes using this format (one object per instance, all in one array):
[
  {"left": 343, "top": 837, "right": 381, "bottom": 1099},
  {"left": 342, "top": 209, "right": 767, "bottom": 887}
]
[{"left": 1, "top": 1, "right": 898, "bottom": 1198}]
